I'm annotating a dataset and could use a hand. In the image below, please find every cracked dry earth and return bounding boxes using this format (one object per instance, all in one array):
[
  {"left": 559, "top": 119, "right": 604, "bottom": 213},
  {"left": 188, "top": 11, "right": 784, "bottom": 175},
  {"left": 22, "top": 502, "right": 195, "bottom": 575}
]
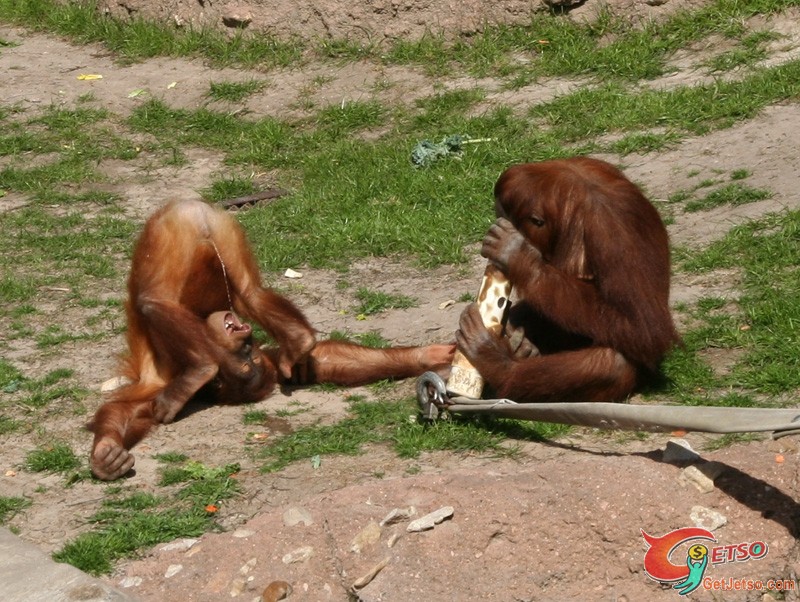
[{"left": 3, "top": 6, "right": 800, "bottom": 602}]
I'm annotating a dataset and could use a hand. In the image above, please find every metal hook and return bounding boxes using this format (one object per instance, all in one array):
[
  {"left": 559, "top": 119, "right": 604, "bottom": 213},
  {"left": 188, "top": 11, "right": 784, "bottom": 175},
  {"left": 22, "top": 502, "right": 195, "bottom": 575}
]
[{"left": 416, "top": 371, "right": 450, "bottom": 420}]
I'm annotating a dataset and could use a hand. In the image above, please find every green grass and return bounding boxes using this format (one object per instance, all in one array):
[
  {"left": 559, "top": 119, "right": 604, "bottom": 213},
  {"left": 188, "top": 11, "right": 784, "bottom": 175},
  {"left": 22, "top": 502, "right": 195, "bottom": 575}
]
[
  {"left": 242, "top": 409, "right": 269, "bottom": 425},
  {"left": 206, "top": 79, "right": 267, "bottom": 103},
  {"left": 684, "top": 182, "right": 772, "bottom": 212},
  {"left": 53, "top": 459, "right": 241, "bottom": 575},
  {"left": 201, "top": 174, "right": 259, "bottom": 202},
  {"left": 0, "top": 496, "right": 31, "bottom": 524},
  {"left": 24, "top": 443, "right": 82, "bottom": 473},
  {"left": 0, "top": 0, "right": 303, "bottom": 68},
  {"left": 0, "top": 366, "right": 87, "bottom": 425},
  {"left": 663, "top": 210, "right": 800, "bottom": 402},
  {"left": 354, "top": 288, "right": 418, "bottom": 316},
  {"left": 258, "top": 396, "right": 569, "bottom": 472},
  {"left": 53, "top": 502, "right": 211, "bottom": 575}
]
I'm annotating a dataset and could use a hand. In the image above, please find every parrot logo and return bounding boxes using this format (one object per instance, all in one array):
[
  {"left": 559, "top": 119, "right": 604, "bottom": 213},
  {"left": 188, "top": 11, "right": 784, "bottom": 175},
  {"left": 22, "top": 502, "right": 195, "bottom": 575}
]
[{"left": 641, "top": 528, "right": 716, "bottom": 596}]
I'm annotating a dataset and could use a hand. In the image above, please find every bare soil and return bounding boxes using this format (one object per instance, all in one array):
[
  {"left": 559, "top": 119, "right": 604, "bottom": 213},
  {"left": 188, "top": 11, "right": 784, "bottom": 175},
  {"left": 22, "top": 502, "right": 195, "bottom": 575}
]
[{"left": 3, "top": 3, "right": 800, "bottom": 602}]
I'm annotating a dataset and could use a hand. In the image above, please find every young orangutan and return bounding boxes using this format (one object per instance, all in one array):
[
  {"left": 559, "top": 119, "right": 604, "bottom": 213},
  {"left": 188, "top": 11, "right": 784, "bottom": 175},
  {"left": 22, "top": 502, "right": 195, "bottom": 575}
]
[{"left": 89, "top": 199, "right": 454, "bottom": 480}]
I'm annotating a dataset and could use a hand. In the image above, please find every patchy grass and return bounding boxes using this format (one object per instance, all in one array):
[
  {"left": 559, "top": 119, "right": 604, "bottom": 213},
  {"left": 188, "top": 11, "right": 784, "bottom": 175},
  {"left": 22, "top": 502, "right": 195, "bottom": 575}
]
[
  {"left": 258, "top": 396, "right": 569, "bottom": 472},
  {"left": 354, "top": 288, "right": 418, "bottom": 316},
  {"left": 52, "top": 459, "right": 241, "bottom": 575},
  {"left": 0, "top": 496, "right": 32, "bottom": 525},
  {"left": 206, "top": 79, "right": 268, "bottom": 103},
  {"left": 24, "top": 443, "right": 82, "bottom": 474}
]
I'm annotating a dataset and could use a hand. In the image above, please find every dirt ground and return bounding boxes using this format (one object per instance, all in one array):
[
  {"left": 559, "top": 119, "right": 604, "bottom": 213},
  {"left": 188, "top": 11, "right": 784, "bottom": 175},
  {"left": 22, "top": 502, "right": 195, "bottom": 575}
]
[
  {"left": 94, "top": 0, "right": 698, "bottom": 46},
  {"left": 3, "top": 3, "right": 800, "bottom": 602}
]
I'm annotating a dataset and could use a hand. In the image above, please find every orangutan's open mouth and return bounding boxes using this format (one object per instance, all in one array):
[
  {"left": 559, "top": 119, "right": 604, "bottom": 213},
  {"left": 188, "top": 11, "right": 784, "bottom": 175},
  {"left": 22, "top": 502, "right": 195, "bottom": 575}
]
[{"left": 224, "top": 312, "right": 251, "bottom": 335}]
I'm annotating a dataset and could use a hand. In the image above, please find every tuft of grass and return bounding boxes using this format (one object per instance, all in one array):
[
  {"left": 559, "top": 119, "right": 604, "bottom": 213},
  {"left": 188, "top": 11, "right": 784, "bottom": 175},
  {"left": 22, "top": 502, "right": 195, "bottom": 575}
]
[
  {"left": 201, "top": 174, "right": 258, "bottom": 203},
  {"left": 315, "top": 100, "right": 388, "bottom": 134},
  {"left": 54, "top": 460, "right": 241, "bottom": 575},
  {"left": 703, "top": 432, "right": 762, "bottom": 451},
  {"left": 53, "top": 505, "right": 210, "bottom": 576},
  {"left": 684, "top": 182, "right": 772, "bottom": 212},
  {"left": 152, "top": 452, "right": 189, "bottom": 464},
  {"left": 24, "top": 443, "right": 81, "bottom": 473},
  {"left": 354, "top": 288, "right": 418, "bottom": 316},
  {"left": 206, "top": 79, "right": 267, "bottom": 103},
  {"left": 258, "top": 396, "right": 568, "bottom": 473},
  {"left": 243, "top": 409, "right": 269, "bottom": 425},
  {"left": 0, "top": 496, "right": 31, "bottom": 524},
  {"left": 704, "top": 30, "right": 781, "bottom": 73}
]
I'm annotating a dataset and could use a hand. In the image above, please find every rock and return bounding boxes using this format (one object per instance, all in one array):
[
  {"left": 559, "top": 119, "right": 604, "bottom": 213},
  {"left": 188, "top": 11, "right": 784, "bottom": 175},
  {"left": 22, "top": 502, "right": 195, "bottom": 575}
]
[
  {"left": 407, "top": 506, "right": 454, "bottom": 532},
  {"left": 679, "top": 465, "right": 715, "bottom": 493},
  {"left": 118, "top": 576, "right": 142, "bottom": 588},
  {"left": 158, "top": 538, "right": 199, "bottom": 553},
  {"left": 690, "top": 505, "right": 727, "bottom": 530},
  {"left": 100, "top": 375, "right": 131, "bottom": 392},
  {"left": 379, "top": 506, "right": 416, "bottom": 526},
  {"left": 238, "top": 558, "right": 257, "bottom": 574},
  {"left": 663, "top": 439, "right": 701, "bottom": 464},
  {"left": 282, "top": 546, "right": 313, "bottom": 564},
  {"left": 351, "top": 557, "right": 390, "bottom": 590},
  {"left": 351, "top": 521, "right": 381, "bottom": 553},
  {"left": 229, "top": 576, "right": 246, "bottom": 596},
  {"left": 283, "top": 506, "right": 313, "bottom": 527},
  {"left": 222, "top": 4, "right": 252, "bottom": 28},
  {"left": 263, "top": 580, "right": 292, "bottom": 602}
]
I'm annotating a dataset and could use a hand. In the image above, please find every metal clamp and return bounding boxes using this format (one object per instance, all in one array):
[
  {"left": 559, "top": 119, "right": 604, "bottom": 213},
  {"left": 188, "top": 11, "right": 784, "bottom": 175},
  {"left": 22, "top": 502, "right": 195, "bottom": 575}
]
[{"left": 416, "top": 371, "right": 451, "bottom": 420}]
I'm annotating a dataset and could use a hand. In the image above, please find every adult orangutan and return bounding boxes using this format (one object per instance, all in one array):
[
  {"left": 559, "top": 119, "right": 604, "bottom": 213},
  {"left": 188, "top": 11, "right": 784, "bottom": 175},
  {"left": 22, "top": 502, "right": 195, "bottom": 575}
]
[
  {"left": 455, "top": 157, "right": 680, "bottom": 403},
  {"left": 89, "top": 199, "right": 454, "bottom": 480}
]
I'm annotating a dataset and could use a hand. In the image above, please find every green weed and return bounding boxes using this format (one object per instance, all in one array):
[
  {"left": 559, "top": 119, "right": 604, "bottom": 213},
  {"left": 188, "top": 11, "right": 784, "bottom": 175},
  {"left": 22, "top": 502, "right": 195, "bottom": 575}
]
[
  {"left": 206, "top": 79, "right": 267, "bottom": 103},
  {"left": 24, "top": 443, "right": 81, "bottom": 473},
  {"left": 0, "top": 496, "right": 31, "bottom": 524},
  {"left": 354, "top": 288, "right": 418, "bottom": 316}
]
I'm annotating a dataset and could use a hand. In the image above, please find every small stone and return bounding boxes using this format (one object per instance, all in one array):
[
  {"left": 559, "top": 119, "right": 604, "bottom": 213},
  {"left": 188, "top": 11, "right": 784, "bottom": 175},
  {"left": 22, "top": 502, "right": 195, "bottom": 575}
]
[
  {"left": 239, "top": 558, "right": 257, "bottom": 574},
  {"left": 282, "top": 545, "right": 313, "bottom": 564},
  {"left": 185, "top": 543, "right": 204, "bottom": 557},
  {"left": 407, "top": 506, "right": 454, "bottom": 532},
  {"left": 233, "top": 528, "right": 255, "bottom": 538},
  {"left": 379, "top": 506, "right": 416, "bottom": 526},
  {"left": 229, "top": 576, "right": 246, "bottom": 596},
  {"left": 283, "top": 506, "right": 313, "bottom": 527},
  {"left": 159, "top": 538, "right": 199, "bottom": 553},
  {"left": 263, "top": 580, "right": 292, "bottom": 602},
  {"left": 690, "top": 505, "right": 727, "bottom": 530},
  {"left": 351, "top": 557, "right": 390, "bottom": 590},
  {"left": 164, "top": 564, "right": 183, "bottom": 578},
  {"left": 118, "top": 576, "right": 142, "bottom": 588},
  {"left": 679, "top": 465, "right": 715, "bottom": 493},
  {"left": 663, "top": 439, "right": 701, "bottom": 464},
  {"left": 100, "top": 375, "right": 131, "bottom": 392},
  {"left": 222, "top": 4, "right": 253, "bottom": 28},
  {"left": 351, "top": 521, "right": 381, "bottom": 553}
]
